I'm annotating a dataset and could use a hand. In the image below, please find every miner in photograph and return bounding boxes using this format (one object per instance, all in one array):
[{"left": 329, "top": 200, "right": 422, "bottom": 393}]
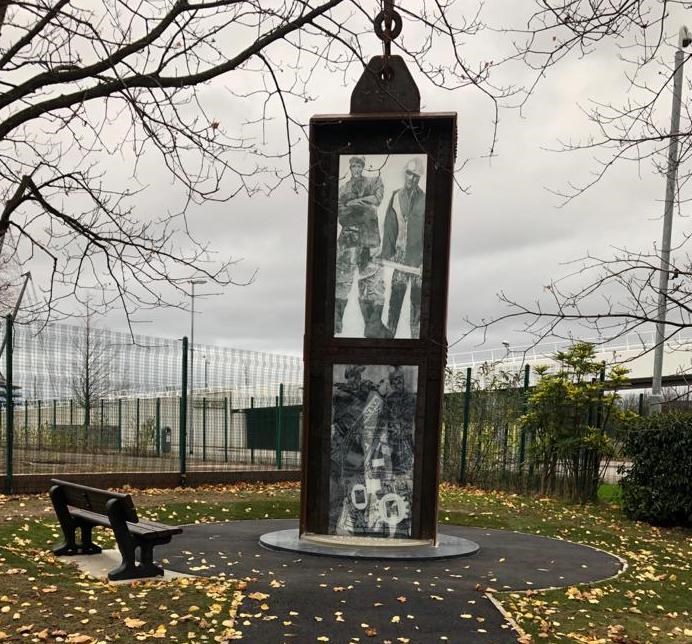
[
  {"left": 381, "top": 157, "right": 426, "bottom": 338},
  {"left": 330, "top": 365, "right": 375, "bottom": 533},
  {"left": 335, "top": 156, "right": 390, "bottom": 338}
]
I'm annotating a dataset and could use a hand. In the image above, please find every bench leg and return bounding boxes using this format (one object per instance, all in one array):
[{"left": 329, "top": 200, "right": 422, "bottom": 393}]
[
  {"left": 51, "top": 485, "right": 80, "bottom": 556},
  {"left": 53, "top": 522, "right": 103, "bottom": 556},
  {"left": 107, "top": 533, "right": 139, "bottom": 581},
  {"left": 136, "top": 542, "right": 164, "bottom": 578},
  {"left": 50, "top": 486, "right": 104, "bottom": 556},
  {"left": 53, "top": 523, "right": 78, "bottom": 556},
  {"left": 79, "top": 524, "right": 103, "bottom": 555},
  {"left": 109, "top": 542, "right": 164, "bottom": 581}
]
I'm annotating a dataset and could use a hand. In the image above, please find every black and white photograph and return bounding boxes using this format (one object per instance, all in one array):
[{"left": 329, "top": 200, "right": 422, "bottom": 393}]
[
  {"left": 329, "top": 364, "right": 418, "bottom": 538},
  {"left": 334, "top": 154, "right": 427, "bottom": 340}
]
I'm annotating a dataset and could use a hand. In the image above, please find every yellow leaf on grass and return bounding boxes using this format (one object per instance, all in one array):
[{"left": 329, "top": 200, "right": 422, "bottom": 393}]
[
  {"left": 67, "top": 635, "right": 94, "bottom": 644},
  {"left": 0, "top": 632, "right": 8, "bottom": 641},
  {"left": 247, "top": 592, "right": 269, "bottom": 601},
  {"left": 124, "top": 617, "right": 146, "bottom": 629}
]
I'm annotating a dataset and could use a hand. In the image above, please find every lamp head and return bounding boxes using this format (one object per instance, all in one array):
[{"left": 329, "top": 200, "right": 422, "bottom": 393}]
[{"left": 679, "top": 26, "right": 691, "bottom": 48}]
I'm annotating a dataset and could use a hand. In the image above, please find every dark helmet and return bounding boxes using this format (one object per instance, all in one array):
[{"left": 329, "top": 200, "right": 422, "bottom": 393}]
[{"left": 345, "top": 365, "right": 366, "bottom": 379}]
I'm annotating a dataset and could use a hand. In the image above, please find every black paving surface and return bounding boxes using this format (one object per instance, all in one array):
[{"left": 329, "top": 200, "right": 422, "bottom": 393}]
[{"left": 158, "top": 520, "right": 624, "bottom": 643}]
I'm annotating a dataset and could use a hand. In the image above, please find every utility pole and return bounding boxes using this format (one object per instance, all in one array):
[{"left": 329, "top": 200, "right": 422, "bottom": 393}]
[{"left": 651, "top": 27, "right": 692, "bottom": 414}]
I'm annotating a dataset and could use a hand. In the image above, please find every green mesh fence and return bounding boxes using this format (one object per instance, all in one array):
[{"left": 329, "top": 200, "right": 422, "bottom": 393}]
[
  {"left": 440, "top": 366, "right": 529, "bottom": 491},
  {"left": 1, "top": 318, "right": 303, "bottom": 483},
  {"left": 0, "top": 316, "right": 642, "bottom": 494}
]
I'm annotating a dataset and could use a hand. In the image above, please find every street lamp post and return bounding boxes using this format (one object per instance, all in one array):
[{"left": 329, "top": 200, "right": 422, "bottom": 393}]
[
  {"left": 651, "top": 27, "right": 692, "bottom": 413},
  {"left": 189, "top": 279, "right": 207, "bottom": 453}
]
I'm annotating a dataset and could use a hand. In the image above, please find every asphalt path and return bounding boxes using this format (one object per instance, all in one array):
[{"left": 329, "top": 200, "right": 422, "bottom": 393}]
[{"left": 159, "top": 519, "right": 624, "bottom": 643}]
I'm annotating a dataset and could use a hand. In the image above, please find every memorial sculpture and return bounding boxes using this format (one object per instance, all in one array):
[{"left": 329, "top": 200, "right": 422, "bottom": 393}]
[{"left": 261, "top": 1, "right": 478, "bottom": 559}]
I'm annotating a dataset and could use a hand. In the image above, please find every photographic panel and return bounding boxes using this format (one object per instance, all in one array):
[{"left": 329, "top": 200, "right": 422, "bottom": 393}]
[
  {"left": 334, "top": 154, "right": 427, "bottom": 340},
  {"left": 329, "top": 363, "right": 418, "bottom": 538}
]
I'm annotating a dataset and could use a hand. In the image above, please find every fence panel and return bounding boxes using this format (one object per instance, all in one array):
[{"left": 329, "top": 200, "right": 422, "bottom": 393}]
[
  {"left": 0, "top": 320, "right": 309, "bottom": 480},
  {"left": 2, "top": 317, "right": 651, "bottom": 493}
]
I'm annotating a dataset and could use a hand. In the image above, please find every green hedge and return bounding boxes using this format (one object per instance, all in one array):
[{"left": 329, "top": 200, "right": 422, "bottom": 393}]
[{"left": 620, "top": 413, "right": 692, "bottom": 527}]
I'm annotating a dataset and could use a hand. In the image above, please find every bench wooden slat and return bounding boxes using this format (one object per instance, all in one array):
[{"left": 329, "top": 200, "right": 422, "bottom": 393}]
[
  {"left": 51, "top": 478, "right": 138, "bottom": 523},
  {"left": 69, "top": 509, "right": 182, "bottom": 538}
]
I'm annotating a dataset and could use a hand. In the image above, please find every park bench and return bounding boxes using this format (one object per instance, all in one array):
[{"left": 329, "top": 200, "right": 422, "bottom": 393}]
[{"left": 49, "top": 479, "right": 183, "bottom": 581}]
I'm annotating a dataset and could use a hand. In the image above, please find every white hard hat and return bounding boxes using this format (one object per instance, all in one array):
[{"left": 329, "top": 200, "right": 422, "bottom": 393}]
[{"left": 405, "top": 157, "right": 425, "bottom": 177}]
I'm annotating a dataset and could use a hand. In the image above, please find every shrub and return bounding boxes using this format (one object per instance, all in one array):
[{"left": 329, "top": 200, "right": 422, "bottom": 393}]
[
  {"left": 620, "top": 413, "right": 692, "bottom": 527},
  {"left": 522, "top": 342, "right": 632, "bottom": 503}
]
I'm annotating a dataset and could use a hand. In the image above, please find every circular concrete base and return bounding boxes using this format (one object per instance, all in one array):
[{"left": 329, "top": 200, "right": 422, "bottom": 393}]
[{"left": 259, "top": 529, "right": 480, "bottom": 560}]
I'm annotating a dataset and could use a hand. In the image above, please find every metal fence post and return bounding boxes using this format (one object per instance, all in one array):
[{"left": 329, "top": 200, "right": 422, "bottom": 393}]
[
  {"left": 250, "top": 396, "right": 255, "bottom": 465},
  {"left": 155, "top": 398, "right": 161, "bottom": 457},
  {"left": 276, "top": 383, "right": 284, "bottom": 470},
  {"left": 37, "top": 399, "right": 42, "bottom": 451},
  {"left": 180, "top": 337, "right": 188, "bottom": 485},
  {"left": 52, "top": 399, "right": 56, "bottom": 433},
  {"left": 224, "top": 396, "right": 229, "bottom": 463},
  {"left": 5, "top": 314, "right": 13, "bottom": 494},
  {"left": 202, "top": 397, "right": 207, "bottom": 462},
  {"left": 117, "top": 398, "right": 122, "bottom": 451},
  {"left": 24, "top": 399, "right": 28, "bottom": 449},
  {"left": 502, "top": 422, "right": 509, "bottom": 475},
  {"left": 69, "top": 399, "right": 73, "bottom": 426},
  {"left": 597, "top": 363, "right": 605, "bottom": 430},
  {"left": 518, "top": 364, "right": 530, "bottom": 474},
  {"left": 135, "top": 398, "right": 140, "bottom": 455},
  {"left": 459, "top": 367, "right": 471, "bottom": 485}
]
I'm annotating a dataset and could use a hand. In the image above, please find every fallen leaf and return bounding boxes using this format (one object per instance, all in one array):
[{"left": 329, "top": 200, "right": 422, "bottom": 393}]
[{"left": 67, "top": 635, "right": 94, "bottom": 644}]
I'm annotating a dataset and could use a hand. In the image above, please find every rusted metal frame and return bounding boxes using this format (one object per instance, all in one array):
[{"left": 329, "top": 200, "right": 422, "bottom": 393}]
[{"left": 300, "top": 114, "right": 456, "bottom": 540}]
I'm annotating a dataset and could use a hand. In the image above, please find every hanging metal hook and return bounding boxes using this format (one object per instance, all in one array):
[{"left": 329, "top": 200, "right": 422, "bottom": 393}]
[
  {"left": 374, "top": 0, "right": 402, "bottom": 60},
  {"left": 352, "top": 0, "right": 419, "bottom": 113}
]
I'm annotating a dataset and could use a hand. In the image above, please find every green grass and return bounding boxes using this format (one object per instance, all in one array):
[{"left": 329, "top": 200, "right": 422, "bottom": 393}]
[
  {"left": 0, "top": 483, "right": 689, "bottom": 643},
  {"left": 598, "top": 482, "right": 623, "bottom": 505},
  {"left": 439, "top": 483, "right": 691, "bottom": 643}
]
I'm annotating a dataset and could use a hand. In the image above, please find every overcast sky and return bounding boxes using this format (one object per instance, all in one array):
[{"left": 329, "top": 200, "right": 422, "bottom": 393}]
[{"left": 16, "top": 2, "right": 691, "bottom": 364}]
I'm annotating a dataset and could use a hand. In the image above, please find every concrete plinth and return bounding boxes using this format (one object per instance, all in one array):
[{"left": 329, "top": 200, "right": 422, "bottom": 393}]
[{"left": 259, "top": 529, "right": 480, "bottom": 560}]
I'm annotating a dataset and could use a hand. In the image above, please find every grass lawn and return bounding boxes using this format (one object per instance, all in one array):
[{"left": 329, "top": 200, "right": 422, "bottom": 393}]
[{"left": 0, "top": 481, "right": 689, "bottom": 643}]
